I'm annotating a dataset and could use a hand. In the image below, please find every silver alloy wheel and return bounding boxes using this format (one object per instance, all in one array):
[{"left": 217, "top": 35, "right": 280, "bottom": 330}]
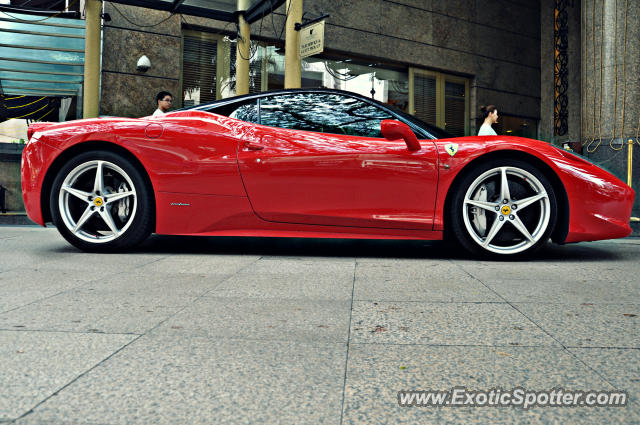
[
  {"left": 462, "top": 166, "right": 551, "bottom": 254},
  {"left": 58, "top": 160, "right": 138, "bottom": 243}
]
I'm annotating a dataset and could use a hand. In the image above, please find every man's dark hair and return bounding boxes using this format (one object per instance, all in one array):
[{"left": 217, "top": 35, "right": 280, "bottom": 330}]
[{"left": 156, "top": 91, "right": 173, "bottom": 102}]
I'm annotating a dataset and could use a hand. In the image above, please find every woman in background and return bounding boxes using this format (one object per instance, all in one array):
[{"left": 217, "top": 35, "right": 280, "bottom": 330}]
[{"left": 478, "top": 104, "right": 498, "bottom": 135}]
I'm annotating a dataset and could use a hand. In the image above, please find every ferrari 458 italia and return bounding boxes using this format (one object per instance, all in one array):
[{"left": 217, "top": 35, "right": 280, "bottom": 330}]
[{"left": 21, "top": 89, "right": 635, "bottom": 257}]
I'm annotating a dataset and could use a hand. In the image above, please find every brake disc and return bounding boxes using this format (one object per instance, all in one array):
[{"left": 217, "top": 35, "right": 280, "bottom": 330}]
[
  {"left": 470, "top": 184, "right": 488, "bottom": 236},
  {"left": 117, "top": 182, "right": 130, "bottom": 221}
]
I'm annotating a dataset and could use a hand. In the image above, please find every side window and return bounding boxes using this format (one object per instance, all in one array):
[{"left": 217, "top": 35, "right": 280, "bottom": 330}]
[
  {"left": 229, "top": 104, "right": 259, "bottom": 122},
  {"left": 259, "top": 93, "right": 320, "bottom": 132},
  {"left": 338, "top": 103, "right": 393, "bottom": 138},
  {"left": 207, "top": 100, "right": 258, "bottom": 123},
  {"left": 259, "top": 93, "right": 393, "bottom": 138}
]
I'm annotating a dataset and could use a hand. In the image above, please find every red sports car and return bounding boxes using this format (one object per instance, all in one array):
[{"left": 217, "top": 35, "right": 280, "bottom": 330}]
[{"left": 21, "top": 89, "right": 635, "bottom": 257}]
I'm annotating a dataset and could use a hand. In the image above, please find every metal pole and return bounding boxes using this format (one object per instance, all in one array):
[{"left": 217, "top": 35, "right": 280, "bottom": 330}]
[
  {"left": 82, "top": 0, "right": 101, "bottom": 118},
  {"left": 628, "top": 139, "right": 633, "bottom": 187},
  {"left": 236, "top": 0, "right": 251, "bottom": 95},
  {"left": 629, "top": 139, "right": 639, "bottom": 223},
  {"left": 284, "top": 0, "right": 302, "bottom": 89}
]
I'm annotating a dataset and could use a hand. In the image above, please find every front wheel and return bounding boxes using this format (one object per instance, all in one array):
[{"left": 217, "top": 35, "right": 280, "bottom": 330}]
[
  {"left": 50, "top": 150, "right": 153, "bottom": 252},
  {"left": 449, "top": 159, "right": 557, "bottom": 258}
]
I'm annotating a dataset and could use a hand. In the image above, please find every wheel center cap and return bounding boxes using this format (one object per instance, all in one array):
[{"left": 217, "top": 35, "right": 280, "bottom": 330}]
[
  {"left": 94, "top": 197, "right": 104, "bottom": 207},
  {"left": 501, "top": 205, "right": 511, "bottom": 215}
]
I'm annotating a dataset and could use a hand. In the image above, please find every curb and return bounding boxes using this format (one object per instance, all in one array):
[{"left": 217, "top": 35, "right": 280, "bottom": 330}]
[{"left": 0, "top": 213, "right": 37, "bottom": 226}]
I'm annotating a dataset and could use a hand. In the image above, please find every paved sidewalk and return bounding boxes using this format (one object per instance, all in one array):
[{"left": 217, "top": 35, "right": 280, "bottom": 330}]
[{"left": 0, "top": 225, "right": 638, "bottom": 424}]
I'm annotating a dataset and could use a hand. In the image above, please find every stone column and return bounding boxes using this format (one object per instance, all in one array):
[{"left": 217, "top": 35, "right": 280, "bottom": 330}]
[
  {"left": 83, "top": 0, "right": 102, "bottom": 118},
  {"left": 582, "top": 0, "right": 640, "bottom": 227},
  {"left": 284, "top": 0, "right": 302, "bottom": 89},
  {"left": 236, "top": 0, "right": 251, "bottom": 95},
  {"left": 582, "top": 0, "right": 639, "bottom": 147}
]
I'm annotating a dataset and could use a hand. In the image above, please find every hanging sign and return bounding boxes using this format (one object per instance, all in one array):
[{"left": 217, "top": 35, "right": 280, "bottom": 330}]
[{"left": 299, "top": 20, "right": 325, "bottom": 59}]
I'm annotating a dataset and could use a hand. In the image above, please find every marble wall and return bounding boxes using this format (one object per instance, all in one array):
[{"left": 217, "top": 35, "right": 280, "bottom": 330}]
[
  {"left": 287, "top": 0, "right": 542, "bottom": 132},
  {"left": 99, "top": 0, "right": 543, "bottom": 130},
  {"left": 101, "top": 2, "right": 182, "bottom": 117}
]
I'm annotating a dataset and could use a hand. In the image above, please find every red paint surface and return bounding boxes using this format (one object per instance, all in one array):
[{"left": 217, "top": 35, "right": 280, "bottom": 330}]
[{"left": 21, "top": 112, "right": 634, "bottom": 244}]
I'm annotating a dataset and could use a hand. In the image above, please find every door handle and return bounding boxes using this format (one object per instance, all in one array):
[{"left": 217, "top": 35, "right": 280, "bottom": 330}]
[{"left": 243, "top": 142, "right": 264, "bottom": 151}]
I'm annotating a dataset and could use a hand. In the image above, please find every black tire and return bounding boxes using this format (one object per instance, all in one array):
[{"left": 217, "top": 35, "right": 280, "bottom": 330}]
[
  {"left": 449, "top": 158, "right": 557, "bottom": 258},
  {"left": 50, "top": 150, "right": 153, "bottom": 252}
]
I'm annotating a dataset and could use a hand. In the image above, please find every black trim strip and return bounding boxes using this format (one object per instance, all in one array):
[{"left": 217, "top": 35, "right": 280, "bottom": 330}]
[
  {"left": 0, "top": 43, "right": 83, "bottom": 53},
  {"left": 0, "top": 67, "right": 83, "bottom": 76},
  {"left": 0, "top": 5, "right": 80, "bottom": 19},
  {"left": 244, "top": 0, "right": 286, "bottom": 24},
  {"left": 102, "top": 69, "right": 179, "bottom": 81},
  {"left": 106, "top": 0, "right": 235, "bottom": 22},
  {"left": 0, "top": 15, "right": 84, "bottom": 29},
  {"left": 0, "top": 28, "right": 84, "bottom": 38}
]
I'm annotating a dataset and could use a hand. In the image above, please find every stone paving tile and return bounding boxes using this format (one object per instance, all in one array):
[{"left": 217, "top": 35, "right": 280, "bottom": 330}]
[
  {"left": 15, "top": 335, "right": 346, "bottom": 425},
  {"left": 0, "top": 268, "right": 94, "bottom": 314},
  {"left": 212, "top": 257, "right": 355, "bottom": 300},
  {"left": 0, "top": 226, "right": 55, "bottom": 239},
  {"left": 0, "top": 228, "right": 167, "bottom": 274},
  {"left": 354, "top": 260, "right": 500, "bottom": 302},
  {"left": 568, "top": 348, "right": 640, "bottom": 404},
  {"left": 40, "top": 252, "right": 170, "bottom": 274},
  {"left": 213, "top": 271, "right": 355, "bottom": 300},
  {"left": 459, "top": 261, "right": 640, "bottom": 283},
  {"left": 240, "top": 257, "right": 355, "bottom": 275},
  {"left": 133, "top": 254, "right": 261, "bottom": 276},
  {"left": 482, "top": 278, "right": 640, "bottom": 304},
  {"left": 259, "top": 255, "right": 356, "bottom": 263},
  {"left": 1, "top": 226, "right": 639, "bottom": 425},
  {"left": 15, "top": 419, "right": 114, "bottom": 425},
  {"left": 152, "top": 297, "right": 351, "bottom": 343},
  {"left": 514, "top": 303, "right": 640, "bottom": 348},
  {"left": 0, "top": 289, "right": 186, "bottom": 335},
  {"left": 342, "top": 344, "right": 637, "bottom": 425},
  {"left": 82, "top": 271, "right": 232, "bottom": 298},
  {"left": 350, "top": 301, "right": 558, "bottom": 347},
  {"left": 0, "top": 233, "right": 70, "bottom": 273},
  {"left": 0, "top": 330, "right": 136, "bottom": 422}
]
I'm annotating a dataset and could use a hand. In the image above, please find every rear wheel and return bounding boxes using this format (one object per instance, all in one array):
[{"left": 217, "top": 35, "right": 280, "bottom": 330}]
[
  {"left": 450, "top": 159, "right": 557, "bottom": 258},
  {"left": 50, "top": 150, "right": 153, "bottom": 252}
]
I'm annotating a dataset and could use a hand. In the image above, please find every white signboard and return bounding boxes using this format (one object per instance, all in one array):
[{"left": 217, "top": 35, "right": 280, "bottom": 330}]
[{"left": 299, "top": 20, "right": 325, "bottom": 59}]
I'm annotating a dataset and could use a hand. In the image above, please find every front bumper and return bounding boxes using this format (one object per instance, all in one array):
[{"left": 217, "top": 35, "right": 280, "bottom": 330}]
[
  {"left": 21, "top": 139, "right": 60, "bottom": 226},
  {"left": 560, "top": 158, "right": 635, "bottom": 243}
]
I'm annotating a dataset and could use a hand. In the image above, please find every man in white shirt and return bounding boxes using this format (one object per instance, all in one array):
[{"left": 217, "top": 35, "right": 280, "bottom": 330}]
[
  {"left": 478, "top": 104, "right": 498, "bottom": 136},
  {"left": 152, "top": 91, "right": 173, "bottom": 117}
]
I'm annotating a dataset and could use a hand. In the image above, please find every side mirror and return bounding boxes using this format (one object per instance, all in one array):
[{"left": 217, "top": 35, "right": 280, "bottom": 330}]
[{"left": 381, "top": 120, "right": 421, "bottom": 151}]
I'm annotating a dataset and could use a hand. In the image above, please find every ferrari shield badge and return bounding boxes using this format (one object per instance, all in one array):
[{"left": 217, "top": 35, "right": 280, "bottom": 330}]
[{"left": 445, "top": 143, "right": 459, "bottom": 157}]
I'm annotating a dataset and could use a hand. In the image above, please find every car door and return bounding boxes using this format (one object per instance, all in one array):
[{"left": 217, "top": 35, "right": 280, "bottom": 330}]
[{"left": 236, "top": 92, "right": 439, "bottom": 229}]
